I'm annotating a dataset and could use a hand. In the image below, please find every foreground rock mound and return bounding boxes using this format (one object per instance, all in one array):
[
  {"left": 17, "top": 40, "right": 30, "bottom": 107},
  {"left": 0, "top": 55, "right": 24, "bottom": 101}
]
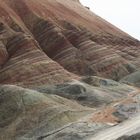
[
  {"left": 0, "top": 85, "right": 93, "bottom": 140},
  {"left": 1, "top": 79, "right": 140, "bottom": 140}
]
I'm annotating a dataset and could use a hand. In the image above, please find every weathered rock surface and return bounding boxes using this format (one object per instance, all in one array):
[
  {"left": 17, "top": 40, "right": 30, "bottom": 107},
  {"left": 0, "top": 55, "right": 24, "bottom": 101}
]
[
  {"left": 0, "top": 0, "right": 140, "bottom": 140},
  {"left": 120, "top": 70, "right": 140, "bottom": 87},
  {"left": 36, "top": 77, "right": 134, "bottom": 108},
  {"left": 1, "top": 81, "right": 140, "bottom": 140},
  {"left": 0, "top": 85, "right": 93, "bottom": 140},
  {"left": 117, "top": 133, "right": 140, "bottom": 140}
]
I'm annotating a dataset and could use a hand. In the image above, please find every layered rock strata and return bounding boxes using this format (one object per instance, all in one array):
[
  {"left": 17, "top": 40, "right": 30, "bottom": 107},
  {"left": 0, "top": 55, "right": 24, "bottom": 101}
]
[{"left": 0, "top": 0, "right": 139, "bottom": 85}]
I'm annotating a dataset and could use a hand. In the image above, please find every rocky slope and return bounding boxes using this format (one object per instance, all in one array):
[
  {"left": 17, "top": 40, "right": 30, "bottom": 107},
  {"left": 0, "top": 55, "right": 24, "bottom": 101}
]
[
  {"left": 0, "top": 0, "right": 140, "bottom": 140},
  {"left": 0, "top": 0, "right": 140, "bottom": 86}
]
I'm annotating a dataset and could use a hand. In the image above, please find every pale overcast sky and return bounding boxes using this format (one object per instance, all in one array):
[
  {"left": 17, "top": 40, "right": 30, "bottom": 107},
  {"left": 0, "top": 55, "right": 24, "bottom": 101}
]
[{"left": 80, "top": 0, "right": 140, "bottom": 40}]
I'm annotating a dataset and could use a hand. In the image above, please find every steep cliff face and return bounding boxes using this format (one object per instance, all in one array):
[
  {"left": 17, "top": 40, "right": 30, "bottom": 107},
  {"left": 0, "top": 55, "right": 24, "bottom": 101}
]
[{"left": 0, "top": 0, "right": 139, "bottom": 86}]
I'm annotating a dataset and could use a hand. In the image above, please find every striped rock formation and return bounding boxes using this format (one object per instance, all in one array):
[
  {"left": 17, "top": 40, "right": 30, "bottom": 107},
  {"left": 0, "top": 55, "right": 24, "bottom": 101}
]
[
  {"left": 0, "top": 1, "right": 77, "bottom": 86},
  {"left": 0, "top": 0, "right": 139, "bottom": 87},
  {"left": 0, "top": 21, "right": 74, "bottom": 86}
]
